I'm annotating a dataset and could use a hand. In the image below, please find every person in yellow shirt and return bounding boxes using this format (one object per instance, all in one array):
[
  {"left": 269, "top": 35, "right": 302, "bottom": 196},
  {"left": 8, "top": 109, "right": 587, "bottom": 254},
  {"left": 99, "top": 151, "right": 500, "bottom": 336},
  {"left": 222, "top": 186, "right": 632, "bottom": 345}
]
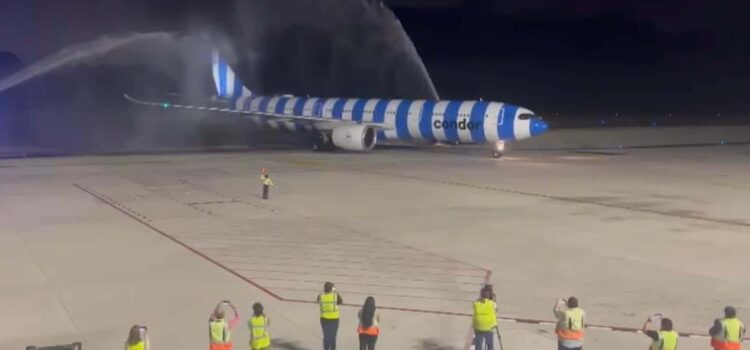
[{"left": 125, "top": 325, "right": 149, "bottom": 350}]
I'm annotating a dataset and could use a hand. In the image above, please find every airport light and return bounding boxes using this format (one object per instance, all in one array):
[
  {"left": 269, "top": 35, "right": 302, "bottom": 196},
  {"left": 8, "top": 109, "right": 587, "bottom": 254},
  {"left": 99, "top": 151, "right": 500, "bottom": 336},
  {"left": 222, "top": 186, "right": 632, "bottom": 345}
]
[{"left": 161, "top": 102, "right": 171, "bottom": 108}]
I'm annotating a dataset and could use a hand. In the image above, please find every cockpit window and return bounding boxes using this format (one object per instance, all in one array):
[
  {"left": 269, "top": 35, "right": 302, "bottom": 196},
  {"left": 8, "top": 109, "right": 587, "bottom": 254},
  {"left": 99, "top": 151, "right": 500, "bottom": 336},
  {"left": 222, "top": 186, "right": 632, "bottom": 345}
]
[{"left": 518, "top": 113, "right": 535, "bottom": 120}]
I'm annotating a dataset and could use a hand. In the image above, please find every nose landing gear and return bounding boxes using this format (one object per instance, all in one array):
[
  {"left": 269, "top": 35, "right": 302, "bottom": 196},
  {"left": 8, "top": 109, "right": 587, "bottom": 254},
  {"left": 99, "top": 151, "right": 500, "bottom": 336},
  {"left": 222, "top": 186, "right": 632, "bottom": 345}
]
[{"left": 491, "top": 141, "right": 505, "bottom": 158}]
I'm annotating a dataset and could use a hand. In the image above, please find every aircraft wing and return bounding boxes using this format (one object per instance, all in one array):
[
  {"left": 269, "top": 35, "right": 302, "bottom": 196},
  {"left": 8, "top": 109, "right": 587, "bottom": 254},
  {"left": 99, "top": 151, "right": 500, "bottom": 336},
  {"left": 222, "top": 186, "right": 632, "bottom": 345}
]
[{"left": 123, "top": 94, "right": 390, "bottom": 130}]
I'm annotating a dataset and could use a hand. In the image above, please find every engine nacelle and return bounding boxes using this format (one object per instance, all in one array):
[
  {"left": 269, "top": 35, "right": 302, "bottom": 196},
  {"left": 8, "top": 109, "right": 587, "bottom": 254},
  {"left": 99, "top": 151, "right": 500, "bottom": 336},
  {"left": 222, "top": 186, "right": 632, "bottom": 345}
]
[{"left": 331, "top": 124, "right": 377, "bottom": 151}]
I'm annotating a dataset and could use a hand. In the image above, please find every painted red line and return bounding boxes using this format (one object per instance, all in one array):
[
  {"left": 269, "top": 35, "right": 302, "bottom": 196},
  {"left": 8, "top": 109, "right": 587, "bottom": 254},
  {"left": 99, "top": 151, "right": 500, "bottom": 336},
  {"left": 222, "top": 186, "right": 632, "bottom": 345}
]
[
  {"left": 201, "top": 247, "right": 472, "bottom": 266},
  {"left": 243, "top": 276, "right": 487, "bottom": 294},
  {"left": 215, "top": 253, "right": 484, "bottom": 271},
  {"left": 74, "top": 183, "right": 284, "bottom": 301},
  {"left": 178, "top": 232, "right": 437, "bottom": 251},
  {"left": 282, "top": 298, "right": 472, "bottom": 317},
  {"left": 218, "top": 259, "right": 488, "bottom": 278},
  {"left": 230, "top": 267, "right": 485, "bottom": 285},
  {"left": 264, "top": 286, "right": 476, "bottom": 303},
  {"left": 188, "top": 240, "right": 466, "bottom": 259}
]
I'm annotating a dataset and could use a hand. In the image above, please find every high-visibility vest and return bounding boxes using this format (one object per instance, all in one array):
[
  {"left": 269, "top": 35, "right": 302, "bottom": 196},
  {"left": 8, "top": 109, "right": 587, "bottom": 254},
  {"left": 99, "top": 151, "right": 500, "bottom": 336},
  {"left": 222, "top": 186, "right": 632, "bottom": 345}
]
[
  {"left": 712, "top": 318, "right": 745, "bottom": 350},
  {"left": 319, "top": 293, "right": 340, "bottom": 319},
  {"left": 209, "top": 319, "right": 231, "bottom": 344},
  {"left": 472, "top": 298, "right": 497, "bottom": 332},
  {"left": 262, "top": 176, "right": 273, "bottom": 186},
  {"left": 249, "top": 315, "right": 271, "bottom": 349},
  {"left": 357, "top": 324, "right": 380, "bottom": 336},
  {"left": 651, "top": 330, "right": 679, "bottom": 350},
  {"left": 556, "top": 308, "right": 585, "bottom": 340},
  {"left": 126, "top": 341, "right": 145, "bottom": 350}
]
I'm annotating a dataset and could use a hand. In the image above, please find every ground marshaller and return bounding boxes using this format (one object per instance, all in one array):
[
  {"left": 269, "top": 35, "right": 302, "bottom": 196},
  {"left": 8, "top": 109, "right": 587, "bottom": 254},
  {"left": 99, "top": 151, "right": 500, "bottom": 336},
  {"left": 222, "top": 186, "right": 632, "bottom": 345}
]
[{"left": 260, "top": 172, "right": 273, "bottom": 200}]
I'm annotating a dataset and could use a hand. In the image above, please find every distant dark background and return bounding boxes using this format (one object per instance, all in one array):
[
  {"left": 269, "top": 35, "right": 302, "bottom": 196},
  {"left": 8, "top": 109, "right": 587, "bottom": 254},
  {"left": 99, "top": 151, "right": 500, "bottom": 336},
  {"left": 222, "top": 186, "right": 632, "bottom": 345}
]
[
  {"left": 388, "top": 0, "right": 750, "bottom": 123},
  {"left": 0, "top": 0, "right": 748, "bottom": 152}
]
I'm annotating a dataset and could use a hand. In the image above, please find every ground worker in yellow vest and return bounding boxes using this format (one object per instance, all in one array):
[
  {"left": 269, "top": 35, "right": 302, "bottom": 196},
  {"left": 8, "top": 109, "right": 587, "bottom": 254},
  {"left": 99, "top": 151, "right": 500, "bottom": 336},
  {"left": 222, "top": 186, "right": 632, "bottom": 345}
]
[
  {"left": 318, "top": 281, "right": 344, "bottom": 350},
  {"left": 249, "top": 302, "right": 271, "bottom": 350},
  {"left": 209, "top": 300, "right": 240, "bottom": 350},
  {"left": 710, "top": 306, "right": 746, "bottom": 350},
  {"left": 473, "top": 286, "right": 498, "bottom": 350},
  {"left": 125, "top": 325, "right": 149, "bottom": 350},
  {"left": 642, "top": 314, "right": 679, "bottom": 350},
  {"left": 260, "top": 173, "right": 273, "bottom": 200},
  {"left": 554, "top": 297, "right": 585, "bottom": 350}
]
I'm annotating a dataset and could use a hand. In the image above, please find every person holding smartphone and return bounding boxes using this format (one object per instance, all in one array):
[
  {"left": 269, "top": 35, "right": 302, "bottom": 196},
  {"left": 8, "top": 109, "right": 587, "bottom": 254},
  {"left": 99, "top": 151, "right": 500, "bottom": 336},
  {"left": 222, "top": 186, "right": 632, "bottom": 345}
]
[
  {"left": 554, "top": 297, "right": 585, "bottom": 350},
  {"left": 642, "top": 314, "right": 679, "bottom": 350},
  {"left": 473, "top": 286, "right": 498, "bottom": 350},
  {"left": 317, "top": 281, "right": 344, "bottom": 350},
  {"left": 209, "top": 300, "right": 240, "bottom": 350}
]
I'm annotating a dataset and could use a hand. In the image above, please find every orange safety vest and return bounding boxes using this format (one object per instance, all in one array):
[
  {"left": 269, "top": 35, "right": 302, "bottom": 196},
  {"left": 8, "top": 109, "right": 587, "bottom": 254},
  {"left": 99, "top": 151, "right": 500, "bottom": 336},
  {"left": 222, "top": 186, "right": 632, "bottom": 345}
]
[
  {"left": 357, "top": 324, "right": 380, "bottom": 335},
  {"left": 357, "top": 311, "right": 380, "bottom": 335}
]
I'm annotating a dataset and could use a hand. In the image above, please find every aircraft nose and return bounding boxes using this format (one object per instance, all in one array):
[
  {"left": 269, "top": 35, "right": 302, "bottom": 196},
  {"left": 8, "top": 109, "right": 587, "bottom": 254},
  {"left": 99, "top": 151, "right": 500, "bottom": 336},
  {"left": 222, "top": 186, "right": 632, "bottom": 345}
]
[{"left": 530, "top": 118, "right": 549, "bottom": 136}]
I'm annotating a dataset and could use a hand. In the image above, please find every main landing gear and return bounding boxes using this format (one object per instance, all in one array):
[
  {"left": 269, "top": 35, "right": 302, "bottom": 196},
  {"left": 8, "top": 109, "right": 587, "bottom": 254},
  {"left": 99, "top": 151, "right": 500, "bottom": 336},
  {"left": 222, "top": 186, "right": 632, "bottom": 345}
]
[
  {"left": 312, "top": 131, "right": 335, "bottom": 152},
  {"left": 491, "top": 141, "right": 505, "bottom": 159}
]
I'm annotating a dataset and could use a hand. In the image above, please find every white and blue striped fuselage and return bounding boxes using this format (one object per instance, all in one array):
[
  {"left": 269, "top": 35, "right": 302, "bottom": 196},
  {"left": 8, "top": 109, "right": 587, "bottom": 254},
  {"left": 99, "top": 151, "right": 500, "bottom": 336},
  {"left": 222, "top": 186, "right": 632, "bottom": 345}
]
[{"left": 230, "top": 94, "right": 549, "bottom": 145}]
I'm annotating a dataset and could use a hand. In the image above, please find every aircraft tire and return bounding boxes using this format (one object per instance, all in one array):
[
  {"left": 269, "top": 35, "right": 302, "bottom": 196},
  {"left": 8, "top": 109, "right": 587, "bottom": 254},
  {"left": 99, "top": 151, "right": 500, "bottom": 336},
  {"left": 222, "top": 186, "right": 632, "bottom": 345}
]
[
  {"left": 312, "top": 132, "right": 334, "bottom": 152},
  {"left": 492, "top": 151, "right": 502, "bottom": 159}
]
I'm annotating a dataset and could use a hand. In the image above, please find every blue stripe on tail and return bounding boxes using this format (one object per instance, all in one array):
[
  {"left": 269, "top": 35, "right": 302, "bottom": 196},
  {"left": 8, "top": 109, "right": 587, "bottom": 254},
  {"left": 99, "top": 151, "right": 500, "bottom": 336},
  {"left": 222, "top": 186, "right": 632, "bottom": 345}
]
[
  {"left": 212, "top": 50, "right": 252, "bottom": 99},
  {"left": 218, "top": 61, "right": 227, "bottom": 97}
]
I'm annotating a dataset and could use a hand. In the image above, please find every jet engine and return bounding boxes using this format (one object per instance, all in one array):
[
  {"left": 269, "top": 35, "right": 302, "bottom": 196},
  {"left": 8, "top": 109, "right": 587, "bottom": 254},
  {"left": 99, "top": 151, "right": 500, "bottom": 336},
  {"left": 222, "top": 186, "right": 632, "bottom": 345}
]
[{"left": 330, "top": 124, "right": 377, "bottom": 151}]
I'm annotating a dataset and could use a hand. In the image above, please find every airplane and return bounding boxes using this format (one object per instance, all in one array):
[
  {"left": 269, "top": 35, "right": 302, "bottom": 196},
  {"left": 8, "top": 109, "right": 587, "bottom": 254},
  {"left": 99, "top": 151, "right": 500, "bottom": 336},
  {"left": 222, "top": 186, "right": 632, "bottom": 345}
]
[{"left": 125, "top": 50, "right": 549, "bottom": 158}]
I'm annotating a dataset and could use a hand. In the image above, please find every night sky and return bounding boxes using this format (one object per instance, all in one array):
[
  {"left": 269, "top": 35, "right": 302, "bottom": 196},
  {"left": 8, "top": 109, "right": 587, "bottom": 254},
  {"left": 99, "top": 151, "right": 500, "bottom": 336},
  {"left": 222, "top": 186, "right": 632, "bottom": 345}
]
[{"left": 1, "top": 0, "right": 749, "bottom": 149}]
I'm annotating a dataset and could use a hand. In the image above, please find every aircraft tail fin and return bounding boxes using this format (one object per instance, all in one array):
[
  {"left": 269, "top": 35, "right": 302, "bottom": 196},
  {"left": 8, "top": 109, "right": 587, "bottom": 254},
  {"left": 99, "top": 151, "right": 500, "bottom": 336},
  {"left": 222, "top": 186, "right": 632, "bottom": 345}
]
[{"left": 212, "top": 50, "right": 252, "bottom": 100}]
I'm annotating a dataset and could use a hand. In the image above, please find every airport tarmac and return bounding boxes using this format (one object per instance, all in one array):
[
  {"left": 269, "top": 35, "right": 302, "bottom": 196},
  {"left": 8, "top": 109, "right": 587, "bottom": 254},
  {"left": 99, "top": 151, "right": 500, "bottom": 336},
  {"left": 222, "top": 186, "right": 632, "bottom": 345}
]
[{"left": 1, "top": 144, "right": 749, "bottom": 350}]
